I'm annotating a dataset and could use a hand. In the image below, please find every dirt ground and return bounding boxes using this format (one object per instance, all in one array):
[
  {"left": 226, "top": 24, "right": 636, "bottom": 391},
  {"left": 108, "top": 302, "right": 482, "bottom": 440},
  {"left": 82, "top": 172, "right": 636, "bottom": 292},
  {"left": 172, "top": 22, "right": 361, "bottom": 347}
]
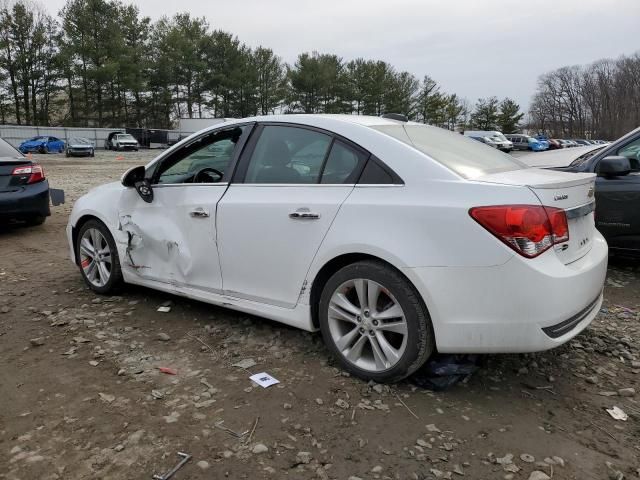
[{"left": 1, "top": 150, "right": 639, "bottom": 480}]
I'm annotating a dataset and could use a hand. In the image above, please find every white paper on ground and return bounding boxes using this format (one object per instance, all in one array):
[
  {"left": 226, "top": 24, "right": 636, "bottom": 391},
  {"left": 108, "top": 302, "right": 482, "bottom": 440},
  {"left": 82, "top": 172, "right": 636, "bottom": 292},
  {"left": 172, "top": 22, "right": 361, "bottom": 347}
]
[
  {"left": 157, "top": 306, "right": 171, "bottom": 313},
  {"left": 606, "top": 406, "right": 628, "bottom": 421},
  {"left": 250, "top": 372, "right": 280, "bottom": 388}
]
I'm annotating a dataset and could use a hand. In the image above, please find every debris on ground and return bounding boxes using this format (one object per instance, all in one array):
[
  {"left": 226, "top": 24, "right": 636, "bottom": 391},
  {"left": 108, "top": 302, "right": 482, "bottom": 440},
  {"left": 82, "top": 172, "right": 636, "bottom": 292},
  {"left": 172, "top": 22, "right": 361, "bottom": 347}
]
[
  {"left": 249, "top": 372, "right": 279, "bottom": 388},
  {"left": 158, "top": 367, "right": 177, "bottom": 375},
  {"left": 409, "top": 354, "right": 482, "bottom": 390},
  {"left": 605, "top": 406, "right": 628, "bottom": 421},
  {"left": 232, "top": 358, "right": 257, "bottom": 369}
]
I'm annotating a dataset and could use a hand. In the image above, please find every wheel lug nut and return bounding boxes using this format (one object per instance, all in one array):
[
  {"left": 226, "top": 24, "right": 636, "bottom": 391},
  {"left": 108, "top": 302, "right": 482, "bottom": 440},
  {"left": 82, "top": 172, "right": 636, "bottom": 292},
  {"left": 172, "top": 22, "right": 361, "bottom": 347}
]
[
  {"left": 359, "top": 327, "right": 365, "bottom": 334},
  {"left": 356, "top": 316, "right": 361, "bottom": 323},
  {"left": 372, "top": 320, "right": 378, "bottom": 326},
  {"left": 369, "top": 330, "right": 375, "bottom": 336},
  {"left": 364, "top": 310, "right": 370, "bottom": 317}
]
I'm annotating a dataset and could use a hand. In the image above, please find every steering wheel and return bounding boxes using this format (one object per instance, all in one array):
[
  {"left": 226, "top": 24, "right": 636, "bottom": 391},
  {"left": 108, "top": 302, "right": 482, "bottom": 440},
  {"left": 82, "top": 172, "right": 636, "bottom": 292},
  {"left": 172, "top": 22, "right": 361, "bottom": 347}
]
[{"left": 193, "top": 167, "right": 223, "bottom": 183}]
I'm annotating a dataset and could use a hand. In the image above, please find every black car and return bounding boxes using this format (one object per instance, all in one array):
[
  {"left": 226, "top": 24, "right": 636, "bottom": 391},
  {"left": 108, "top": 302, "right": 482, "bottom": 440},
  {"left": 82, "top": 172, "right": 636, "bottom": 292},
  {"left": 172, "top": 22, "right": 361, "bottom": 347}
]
[
  {"left": 0, "top": 138, "right": 50, "bottom": 226},
  {"left": 560, "top": 127, "right": 640, "bottom": 256}
]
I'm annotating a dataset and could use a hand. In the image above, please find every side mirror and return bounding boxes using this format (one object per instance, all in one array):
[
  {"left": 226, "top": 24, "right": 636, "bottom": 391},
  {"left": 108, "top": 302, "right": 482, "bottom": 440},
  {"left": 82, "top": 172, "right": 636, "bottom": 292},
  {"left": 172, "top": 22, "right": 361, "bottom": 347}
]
[
  {"left": 597, "top": 156, "right": 631, "bottom": 177},
  {"left": 121, "top": 165, "right": 145, "bottom": 187},
  {"left": 121, "top": 165, "right": 153, "bottom": 203}
]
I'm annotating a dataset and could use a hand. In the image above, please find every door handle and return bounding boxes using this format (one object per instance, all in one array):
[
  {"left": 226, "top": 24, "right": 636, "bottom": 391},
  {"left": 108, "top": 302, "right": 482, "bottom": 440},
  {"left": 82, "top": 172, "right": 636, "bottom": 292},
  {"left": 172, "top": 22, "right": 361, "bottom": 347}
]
[
  {"left": 189, "top": 208, "right": 210, "bottom": 218},
  {"left": 289, "top": 209, "right": 320, "bottom": 220}
]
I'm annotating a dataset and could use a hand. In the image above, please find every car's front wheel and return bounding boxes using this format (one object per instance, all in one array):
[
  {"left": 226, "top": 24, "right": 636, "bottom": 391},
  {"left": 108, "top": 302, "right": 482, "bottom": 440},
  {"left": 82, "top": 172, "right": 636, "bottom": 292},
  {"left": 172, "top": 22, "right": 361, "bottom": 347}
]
[
  {"left": 319, "top": 260, "right": 434, "bottom": 383},
  {"left": 76, "top": 220, "right": 123, "bottom": 294}
]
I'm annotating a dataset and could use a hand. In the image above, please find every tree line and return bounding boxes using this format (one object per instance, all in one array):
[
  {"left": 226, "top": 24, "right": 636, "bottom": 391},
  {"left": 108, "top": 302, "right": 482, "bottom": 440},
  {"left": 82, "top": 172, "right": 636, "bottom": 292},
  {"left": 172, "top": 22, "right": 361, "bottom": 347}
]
[
  {"left": 529, "top": 53, "right": 640, "bottom": 140},
  {"left": 0, "top": 0, "right": 525, "bottom": 132}
]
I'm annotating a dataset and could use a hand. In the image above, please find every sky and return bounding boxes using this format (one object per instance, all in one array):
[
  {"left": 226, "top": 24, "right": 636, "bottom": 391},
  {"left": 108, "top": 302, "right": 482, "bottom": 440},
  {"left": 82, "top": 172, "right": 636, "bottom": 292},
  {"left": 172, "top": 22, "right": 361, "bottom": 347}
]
[{"left": 45, "top": 0, "right": 640, "bottom": 111}]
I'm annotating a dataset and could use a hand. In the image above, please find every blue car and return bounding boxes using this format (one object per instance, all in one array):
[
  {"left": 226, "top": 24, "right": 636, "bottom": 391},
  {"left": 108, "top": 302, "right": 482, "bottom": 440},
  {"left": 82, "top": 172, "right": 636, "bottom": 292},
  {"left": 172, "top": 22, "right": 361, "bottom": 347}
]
[
  {"left": 505, "top": 134, "right": 549, "bottom": 152},
  {"left": 19, "top": 136, "right": 65, "bottom": 154}
]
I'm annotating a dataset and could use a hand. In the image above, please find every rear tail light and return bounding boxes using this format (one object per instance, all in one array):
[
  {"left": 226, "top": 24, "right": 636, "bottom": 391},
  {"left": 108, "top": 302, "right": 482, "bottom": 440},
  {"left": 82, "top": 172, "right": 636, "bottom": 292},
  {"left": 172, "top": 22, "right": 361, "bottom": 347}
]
[
  {"left": 12, "top": 164, "right": 45, "bottom": 184},
  {"left": 469, "top": 205, "right": 569, "bottom": 258}
]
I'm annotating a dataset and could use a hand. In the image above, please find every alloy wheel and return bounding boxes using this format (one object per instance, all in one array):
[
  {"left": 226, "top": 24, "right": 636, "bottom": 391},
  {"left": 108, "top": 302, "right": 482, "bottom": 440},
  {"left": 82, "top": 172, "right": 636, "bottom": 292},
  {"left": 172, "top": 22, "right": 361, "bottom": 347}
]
[
  {"left": 327, "top": 278, "right": 408, "bottom": 372},
  {"left": 79, "top": 228, "right": 112, "bottom": 287}
]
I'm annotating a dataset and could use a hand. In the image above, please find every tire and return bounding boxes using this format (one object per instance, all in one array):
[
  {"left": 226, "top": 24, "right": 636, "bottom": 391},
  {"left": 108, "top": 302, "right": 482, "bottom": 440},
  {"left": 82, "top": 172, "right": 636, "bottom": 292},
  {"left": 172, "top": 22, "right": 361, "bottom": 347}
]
[
  {"left": 39, "top": 145, "right": 48, "bottom": 154},
  {"left": 90, "top": 150, "right": 95, "bottom": 157},
  {"left": 318, "top": 260, "right": 434, "bottom": 383},
  {"left": 66, "top": 151, "right": 70, "bottom": 157},
  {"left": 25, "top": 215, "right": 46, "bottom": 226},
  {"left": 75, "top": 219, "right": 123, "bottom": 294}
]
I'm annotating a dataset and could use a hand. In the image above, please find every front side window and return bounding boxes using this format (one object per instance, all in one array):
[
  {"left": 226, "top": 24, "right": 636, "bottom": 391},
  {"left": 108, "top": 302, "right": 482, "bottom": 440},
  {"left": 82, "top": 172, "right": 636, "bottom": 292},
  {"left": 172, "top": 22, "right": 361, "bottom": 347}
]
[
  {"left": 156, "top": 126, "right": 246, "bottom": 184},
  {"left": 373, "top": 124, "right": 526, "bottom": 179},
  {"left": 617, "top": 137, "right": 640, "bottom": 170},
  {"left": 245, "top": 126, "right": 332, "bottom": 183}
]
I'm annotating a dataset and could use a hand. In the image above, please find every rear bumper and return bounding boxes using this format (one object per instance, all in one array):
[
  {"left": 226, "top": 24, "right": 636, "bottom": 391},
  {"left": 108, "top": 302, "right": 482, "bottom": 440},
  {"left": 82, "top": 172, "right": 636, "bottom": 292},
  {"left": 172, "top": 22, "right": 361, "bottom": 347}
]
[
  {"left": 0, "top": 180, "right": 50, "bottom": 221},
  {"left": 404, "top": 232, "right": 608, "bottom": 353}
]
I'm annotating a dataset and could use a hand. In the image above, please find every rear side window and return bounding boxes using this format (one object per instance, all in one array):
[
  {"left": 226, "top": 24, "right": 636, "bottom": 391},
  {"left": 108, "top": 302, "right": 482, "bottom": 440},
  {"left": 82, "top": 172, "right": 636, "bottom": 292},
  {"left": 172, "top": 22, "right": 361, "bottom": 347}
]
[
  {"left": 320, "top": 140, "right": 367, "bottom": 184},
  {"left": 245, "top": 126, "right": 331, "bottom": 183},
  {"left": 0, "top": 138, "right": 22, "bottom": 159},
  {"left": 358, "top": 158, "right": 395, "bottom": 184},
  {"left": 373, "top": 125, "right": 526, "bottom": 179}
]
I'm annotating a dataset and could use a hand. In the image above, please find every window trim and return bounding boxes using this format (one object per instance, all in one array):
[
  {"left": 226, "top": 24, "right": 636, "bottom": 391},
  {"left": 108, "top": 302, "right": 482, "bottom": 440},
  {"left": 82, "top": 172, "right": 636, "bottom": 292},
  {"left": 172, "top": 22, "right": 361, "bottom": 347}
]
[
  {"left": 231, "top": 121, "right": 401, "bottom": 186},
  {"left": 147, "top": 122, "right": 255, "bottom": 186}
]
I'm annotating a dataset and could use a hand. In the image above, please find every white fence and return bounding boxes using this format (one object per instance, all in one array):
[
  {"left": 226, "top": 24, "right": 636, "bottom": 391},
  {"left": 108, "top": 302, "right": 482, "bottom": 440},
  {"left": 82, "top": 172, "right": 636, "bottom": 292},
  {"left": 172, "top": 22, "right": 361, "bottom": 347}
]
[{"left": 0, "top": 125, "right": 183, "bottom": 149}]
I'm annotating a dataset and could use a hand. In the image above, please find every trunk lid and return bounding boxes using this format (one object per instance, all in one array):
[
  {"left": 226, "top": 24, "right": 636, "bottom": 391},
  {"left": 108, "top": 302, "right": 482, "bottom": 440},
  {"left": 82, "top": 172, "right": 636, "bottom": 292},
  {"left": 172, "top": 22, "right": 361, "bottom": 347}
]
[{"left": 475, "top": 168, "right": 597, "bottom": 264}]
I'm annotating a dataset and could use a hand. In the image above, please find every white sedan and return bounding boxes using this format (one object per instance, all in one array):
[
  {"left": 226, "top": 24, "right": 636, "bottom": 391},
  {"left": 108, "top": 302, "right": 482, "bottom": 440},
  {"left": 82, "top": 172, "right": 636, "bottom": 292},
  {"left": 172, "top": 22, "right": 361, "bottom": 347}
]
[{"left": 67, "top": 115, "right": 608, "bottom": 383}]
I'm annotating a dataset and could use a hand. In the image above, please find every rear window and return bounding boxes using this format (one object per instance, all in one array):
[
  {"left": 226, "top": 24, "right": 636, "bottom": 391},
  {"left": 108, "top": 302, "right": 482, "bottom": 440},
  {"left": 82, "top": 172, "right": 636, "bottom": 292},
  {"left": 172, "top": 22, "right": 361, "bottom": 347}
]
[
  {"left": 372, "top": 124, "right": 526, "bottom": 179},
  {"left": 0, "top": 138, "right": 23, "bottom": 159}
]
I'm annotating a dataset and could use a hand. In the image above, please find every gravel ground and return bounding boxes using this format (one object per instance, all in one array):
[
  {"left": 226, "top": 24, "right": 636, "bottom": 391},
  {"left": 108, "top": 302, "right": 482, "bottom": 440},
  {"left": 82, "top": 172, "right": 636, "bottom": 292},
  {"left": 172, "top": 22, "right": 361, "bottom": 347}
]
[{"left": 1, "top": 150, "right": 639, "bottom": 480}]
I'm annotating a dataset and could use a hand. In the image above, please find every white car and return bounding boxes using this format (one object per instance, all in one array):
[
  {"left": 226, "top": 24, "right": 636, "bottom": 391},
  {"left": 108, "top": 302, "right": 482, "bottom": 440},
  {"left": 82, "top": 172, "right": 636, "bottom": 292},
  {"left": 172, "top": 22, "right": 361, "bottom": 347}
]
[
  {"left": 463, "top": 130, "right": 513, "bottom": 152},
  {"left": 67, "top": 115, "right": 608, "bottom": 382}
]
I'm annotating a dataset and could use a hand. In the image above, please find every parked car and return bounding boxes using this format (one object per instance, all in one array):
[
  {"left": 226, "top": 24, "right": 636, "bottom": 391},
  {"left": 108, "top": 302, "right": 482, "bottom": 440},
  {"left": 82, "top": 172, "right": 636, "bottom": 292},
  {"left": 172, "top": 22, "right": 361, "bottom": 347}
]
[
  {"left": 547, "top": 139, "right": 563, "bottom": 150},
  {"left": 572, "top": 139, "right": 592, "bottom": 146},
  {"left": 463, "top": 130, "right": 513, "bottom": 152},
  {"left": 468, "top": 136, "right": 498, "bottom": 148},
  {"left": 521, "top": 126, "right": 640, "bottom": 256},
  {"left": 19, "top": 136, "right": 65, "bottom": 154},
  {"left": 0, "top": 137, "right": 50, "bottom": 226},
  {"left": 66, "top": 137, "right": 95, "bottom": 157},
  {"left": 105, "top": 132, "right": 139, "bottom": 151},
  {"left": 67, "top": 114, "right": 607, "bottom": 382},
  {"left": 505, "top": 134, "right": 548, "bottom": 151}
]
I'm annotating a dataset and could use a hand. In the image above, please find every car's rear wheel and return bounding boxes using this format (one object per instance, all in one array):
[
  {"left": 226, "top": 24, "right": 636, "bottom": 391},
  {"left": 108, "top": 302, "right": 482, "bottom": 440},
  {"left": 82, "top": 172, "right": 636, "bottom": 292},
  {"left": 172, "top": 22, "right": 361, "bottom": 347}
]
[
  {"left": 39, "top": 145, "right": 48, "bottom": 154},
  {"left": 76, "top": 220, "right": 123, "bottom": 294},
  {"left": 318, "top": 260, "right": 434, "bottom": 383}
]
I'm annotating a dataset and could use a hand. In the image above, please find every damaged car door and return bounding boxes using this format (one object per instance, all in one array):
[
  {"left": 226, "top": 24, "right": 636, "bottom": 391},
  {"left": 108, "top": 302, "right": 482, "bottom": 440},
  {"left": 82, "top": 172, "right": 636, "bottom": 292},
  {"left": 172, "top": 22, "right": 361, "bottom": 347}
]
[
  {"left": 217, "top": 124, "right": 367, "bottom": 308},
  {"left": 117, "top": 125, "right": 251, "bottom": 291}
]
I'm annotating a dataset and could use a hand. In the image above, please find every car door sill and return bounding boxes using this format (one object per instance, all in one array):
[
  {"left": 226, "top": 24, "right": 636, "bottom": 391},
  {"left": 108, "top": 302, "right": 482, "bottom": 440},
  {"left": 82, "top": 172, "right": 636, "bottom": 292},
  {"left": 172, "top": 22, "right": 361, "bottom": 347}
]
[{"left": 125, "top": 276, "right": 315, "bottom": 331}]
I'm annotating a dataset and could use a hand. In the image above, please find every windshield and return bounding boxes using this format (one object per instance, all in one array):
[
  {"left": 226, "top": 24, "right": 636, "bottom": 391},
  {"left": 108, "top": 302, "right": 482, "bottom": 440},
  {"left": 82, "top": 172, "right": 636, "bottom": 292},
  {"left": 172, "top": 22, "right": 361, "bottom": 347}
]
[
  {"left": 373, "top": 124, "right": 526, "bottom": 179},
  {"left": 29, "top": 136, "right": 47, "bottom": 142},
  {"left": 70, "top": 137, "right": 91, "bottom": 145},
  {"left": 491, "top": 133, "right": 508, "bottom": 142},
  {"left": 117, "top": 134, "right": 136, "bottom": 141},
  {"left": 0, "top": 138, "right": 24, "bottom": 159}
]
